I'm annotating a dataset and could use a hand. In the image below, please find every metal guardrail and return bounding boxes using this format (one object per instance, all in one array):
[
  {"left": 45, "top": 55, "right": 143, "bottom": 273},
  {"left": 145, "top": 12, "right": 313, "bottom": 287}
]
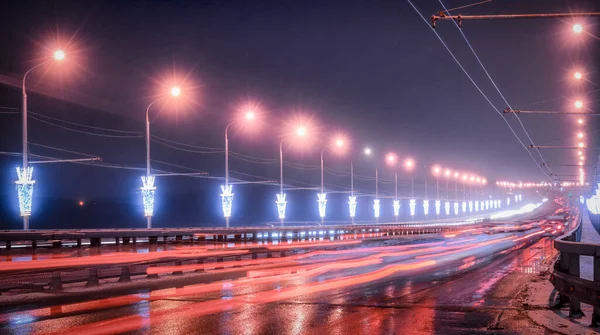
[{"left": 550, "top": 209, "right": 600, "bottom": 326}]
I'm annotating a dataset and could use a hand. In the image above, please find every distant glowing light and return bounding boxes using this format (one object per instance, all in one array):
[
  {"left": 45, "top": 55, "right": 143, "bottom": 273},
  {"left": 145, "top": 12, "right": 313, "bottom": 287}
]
[
  {"left": 444, "top": 201, "right": 450, "bottom": 215},
  {"left": 577, "top": 132, "right": 584, "bottom": 139},
  {"left": 245, "top": 111, "right": 256, "bottom": 120},
  {"left": 15, "top": 167, "right": 35, "bottom": 217},
  {"left": 386, "top": 153, "right": 397, "bottom": 165},
  {"left": 296, "top": 126, "right": 307, "bottom": 137},
  {"left": 468, "top": 201, "right": 473, "bottom": 213},
  {"left": 453, "top": 202, "right": 459, "bottom": 215},
  {"left": 53, "top": 49, "right": 65, "bottom": 61},
  {"left": 220, "top": 185, "right": 233, "bottom": 218},
  {"left": 393, "top": 199, "right": 400, "bottom": 217},
  {"left": 454, "top": 172, "right": 460, "bottom": 178},
  {"left": 317, "top": 193, "right": 327, "bottom": 218},
  {"left": 573, "top": 23, "right": 583, "bottom": 34},
  {"left": 578, "top": 118, "right": 584, "bottom": 125},
  {"left": 435, "top": 200, "right": 441, "bottom": 215},
  {"left": 423, "top": 200, "right": 430, "bottom": 216},
  {"left": 432, "top": 165, "right": 441, "bottom": 176},
  {"left": 141, "top": 175, "right": 156, "bottom": 217},
  {"left": 78, "top": 200, "right": 84, "bottom": 206},
  {"left": 348, "top": 196, "right": 357, "bottom": 218},
  {"left": 404, "top": 158, "right": 415, "bottom": 171},
  {"left": 578, "top": 142, "right": 585, "bottom": 148},
  {"left": 574, "top": 72, "right": 583, "bottom": 80},
  {"left": 444, "top": 169, "right": 451, "bottom": 177},
  {"left": 480, "top": 201, "right": 485, "bottom": 212},
  {"left": 335, "top": 138, "right": 344, "bottom": 148},
  {"left": 574, "top": 100, "right": 583, "bottom": 109},
  {"left": 409, "top": 199, "right": 416, "bottom": 216},
  {"left": 276, "top": 193, "right": 287, "bottom": 220},
  {"left": 170, "top": 86, "right": 181, "bottom": 97},
  {"left": 364, "top": 147, "right": 372, "bottom": 156},
  {"left": 373, "top": 199, "right": 381, "bottom": 218}
]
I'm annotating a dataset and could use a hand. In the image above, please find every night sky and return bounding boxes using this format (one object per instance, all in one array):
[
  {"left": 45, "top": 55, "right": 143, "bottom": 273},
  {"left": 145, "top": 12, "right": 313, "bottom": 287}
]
[{"left": 0, "top": 0, "right": 598, "bottom": 228}]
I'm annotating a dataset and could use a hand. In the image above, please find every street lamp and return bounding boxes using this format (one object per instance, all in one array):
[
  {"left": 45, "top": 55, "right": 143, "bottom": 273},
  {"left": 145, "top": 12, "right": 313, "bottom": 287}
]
[
  {"left": 17, "top": 49, "right": 66, "bottom": 229},
  {"left": 366, "top": 149, "right": 380, "bottom": 221},
  {"left": 574, "top": 100, "right": 584, "bottom": 109},
  {"left": 573, "top": 23, "right": 583, "bottom": 34},
  {"left": 577, "top": 132, "right": 584, "bottom": 139},
  {"left": 386, "top": 152, "right": 400, "bottom": 221},
  {"left": 223, "top": 106, "right": 257, "bottom": 228},
  {"left": 404, "top": 158, "right": 416, "bottom": 216},
  {"left": 277, "top": 125, "right": 307, "bottom": 226},
  {"left": 318, "top": 135, "right": 346, "bottom": 225},
  {"left": 142, "top": 86, "right": 182, "bottom": 229},
  {"left": 574, "top": 71, "right": 583, "bottom": 80},
  {"left": 432, "top": 165, "right": 441, "bottom": 216}
]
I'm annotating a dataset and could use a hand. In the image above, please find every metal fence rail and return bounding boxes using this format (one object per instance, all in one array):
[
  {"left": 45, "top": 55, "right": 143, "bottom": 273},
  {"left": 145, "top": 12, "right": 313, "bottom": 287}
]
[{"left": 550, "top": 210, "right": 600, "bottom": 326}]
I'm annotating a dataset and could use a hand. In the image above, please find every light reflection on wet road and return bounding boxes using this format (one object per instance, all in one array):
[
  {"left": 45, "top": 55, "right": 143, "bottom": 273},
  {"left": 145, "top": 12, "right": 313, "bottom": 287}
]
[{"left": 0, "top": 226, "right": 557, "bottom": 335}]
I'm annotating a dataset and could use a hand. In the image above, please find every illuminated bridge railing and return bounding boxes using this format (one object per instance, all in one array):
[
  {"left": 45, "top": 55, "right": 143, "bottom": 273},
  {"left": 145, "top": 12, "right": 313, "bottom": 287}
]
[{"left": 550, "top": 210, "right": 600, "bottom": 326}]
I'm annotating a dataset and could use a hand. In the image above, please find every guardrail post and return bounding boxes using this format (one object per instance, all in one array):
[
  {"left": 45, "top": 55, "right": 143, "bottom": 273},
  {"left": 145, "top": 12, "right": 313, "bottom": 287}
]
[
  {"left": 85, "top": 268, "right": 100, "bottom": 287},
  {"left": 118, "top": 266, "right": 131, "bottom": 283},
  {"left": 566, "top": 251, "right": 583, "bottom": 317},
  {"left": 172, "top": 261, "right": 183, "bottom": 275},
  {"left": 147, "top": 265, "right": 159, "bottom": 279},
  {"left": 50, "top": 272, "right": 63, "bottom": 292},
  {"left": 593, "top": 253, "right": 600, "bottom": 326}
]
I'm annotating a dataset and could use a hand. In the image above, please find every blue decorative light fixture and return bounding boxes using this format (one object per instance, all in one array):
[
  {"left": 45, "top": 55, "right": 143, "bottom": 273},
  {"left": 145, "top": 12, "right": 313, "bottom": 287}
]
[
  {"left": 276, "top": 193, "right": 287, "bottom": 220},
  {"left": 141, "top": 175, "right": 156, "bottom": 217},
  {"left": 435, "top": 200, "right": 441, "bottom": 216},
  {"left": 454, "top": 202, "right": 459, "bottom": 215},
  {"left": 220, "top": 184, "right": 233, "bottom": 218},
  {"left": 373, "top": 199, "right": 381, "bottom": 218},
  {"left": 409, "top": 199, "right": 416, "bottom": 216},
  {"left": 423, "top": 200, "right": 430, "bottom": 216},
  {"left": 444, "top": 201, "right": 450, "bottom": 216},
  {"left": 348, "top": 196, "right": 357, "bottom": 219},
  {"left": 317, "top": 193, "right": 327, "bottom": 219},
  {"left": 462, "top": 201, "right": 467, "bottom": 213},
  {"left": 15, "top": 167, "right": 35, "bottom": 217},
  {"left": 468, "top": 201, "right": 473, "bottom": 213},
  {"left": 393, "top": 199, "right": 400, "bottom": 217},
  {"left": 475, "top": 201, "right": 479, "bottom": 212}
]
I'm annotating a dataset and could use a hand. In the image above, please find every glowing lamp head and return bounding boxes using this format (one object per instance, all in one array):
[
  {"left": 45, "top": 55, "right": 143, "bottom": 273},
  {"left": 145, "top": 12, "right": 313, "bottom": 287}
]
[
  {"left": 404, "top": 158, "right": 414, "bottom": 170},
  {"left": 364, "top": 147, "right": 372, "bottom": 156},
  {"left": 469, "top": 176, "right": 475, "bottom": 182},
  {"left": 432, "top": 165, "right": 441, "bottom": 176},
  {"left": 170, "top": 86, "right": 181, "bottom": 97},
  {"left": 78, "top": 200, "right": 84, "bottom": 206},
  {"left": 462, "top": 174, "right": 468, "bottom": 181},
  {"left": 445, "top": 169, "right": 451, "bottom": 177},
  {"left": 53, "top": 49, "right": 65, "bottom": 61},
  {"left": 573, "top": 24, "right": 583, "bottom": 34},
  {"left": 578, "top": 142, "right": 585, "bottom": 148},
  {"left": 386, "top": 153, "right": 397, "bottom": 165},
  {"left": 296, "top": 126, "right": 307, "bottom": 137},
  {"left": 577, "top": 132, "right": 584, "bottom": 139},
  {"left": 578, "top": 118, "right": 584, "bottom": 125},
  {"left": 244, "top": 111, "right": 256, "bottom": 121},
  {"left": 574, "top": 72, "right": 583, "bottom": 80},
  {"left": 335, "top": 138, "right": 344, "bottom": 148},
  {"left": 482, "top": 178, "right": 487, "bottom": 185},
  {"left": 454, "top": 172, "right": 460, "bottom": 178},
  {"left": 574, "top": 100, "right": 583, "bottom": 109}
]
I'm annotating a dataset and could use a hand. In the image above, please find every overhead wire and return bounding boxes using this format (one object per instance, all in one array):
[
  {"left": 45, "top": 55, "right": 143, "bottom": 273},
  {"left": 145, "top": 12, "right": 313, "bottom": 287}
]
[
  {"left": 439, "top": 0, "right": 556, "bottom": 181},
  {"left": 407, "top": 0, "right": 553, "bottom": 182}
]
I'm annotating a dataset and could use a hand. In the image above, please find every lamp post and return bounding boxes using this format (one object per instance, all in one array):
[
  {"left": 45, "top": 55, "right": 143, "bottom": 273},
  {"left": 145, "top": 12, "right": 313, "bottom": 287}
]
[
  {"left": 349, "top": 160, "right": 356, "bottom": 224},
  {"left": 319, "top": 137, "right": 345, "bottom": 225},
  {"left": 386, "top": 153, "right": 399, "bottom": 221},
  {"left": 17, "top": 49, "right": 66, "bottom": 230},
  {"left": 142, "top": 86, "right": 181, "bottom": 229},
  {"left": 223, "top": 109, "right": 256, "bottom": 228},
  {"left": 404, "top": 158, "right": 415, "bottom": 217},
  {"left": 277, "top": 126, "right": 307, "bottom": 226}
]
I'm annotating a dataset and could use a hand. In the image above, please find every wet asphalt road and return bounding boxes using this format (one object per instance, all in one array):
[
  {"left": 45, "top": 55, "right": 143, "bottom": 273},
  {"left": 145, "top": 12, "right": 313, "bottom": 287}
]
[{"left": 0, "top": 236, "right": 555, "bottom": 335}]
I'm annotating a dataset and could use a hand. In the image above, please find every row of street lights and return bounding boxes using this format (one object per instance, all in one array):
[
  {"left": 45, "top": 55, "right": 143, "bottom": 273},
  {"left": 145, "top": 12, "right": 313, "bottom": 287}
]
[{"left": 15, "top": 49, "right": 502, "bottom": 230}]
